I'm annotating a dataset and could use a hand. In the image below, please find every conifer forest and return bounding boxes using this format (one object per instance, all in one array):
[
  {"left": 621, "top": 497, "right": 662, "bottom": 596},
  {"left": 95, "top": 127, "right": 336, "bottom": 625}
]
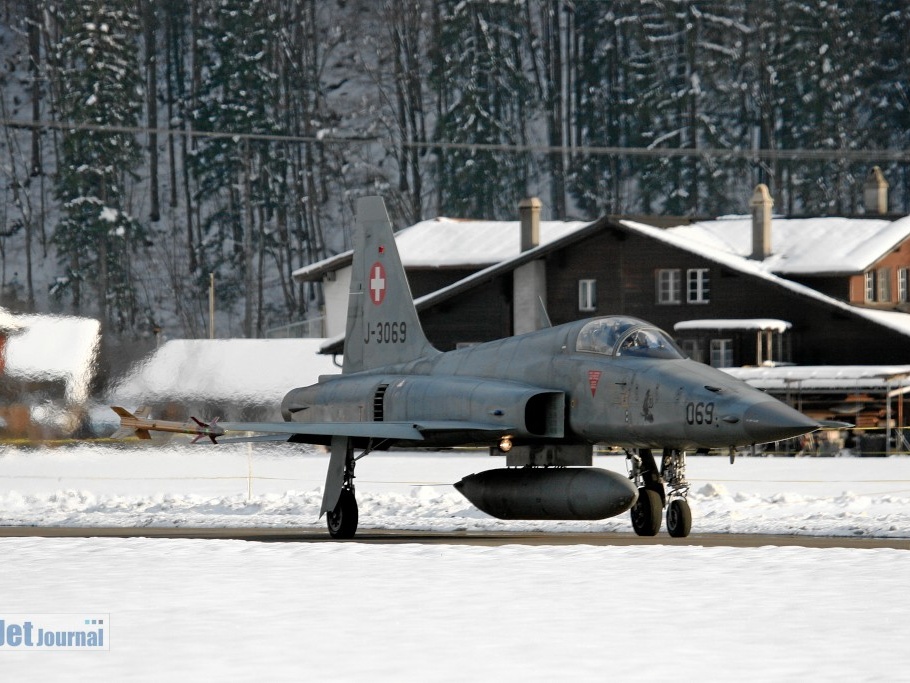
[{"left": 0, "top": 0, "right": 908, "bottom": 342}]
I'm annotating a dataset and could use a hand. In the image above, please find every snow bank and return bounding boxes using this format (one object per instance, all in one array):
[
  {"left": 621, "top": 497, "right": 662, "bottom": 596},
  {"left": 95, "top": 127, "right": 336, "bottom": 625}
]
[{"left": 2, "top": 444, "right": 909, "bottom": 538}]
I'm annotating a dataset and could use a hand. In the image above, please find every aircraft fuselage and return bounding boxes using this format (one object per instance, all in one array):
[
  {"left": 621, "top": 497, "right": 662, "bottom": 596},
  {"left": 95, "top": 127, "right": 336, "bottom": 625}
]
[{"left": 282, "top": 316, "right": 816, "bottom": 451}]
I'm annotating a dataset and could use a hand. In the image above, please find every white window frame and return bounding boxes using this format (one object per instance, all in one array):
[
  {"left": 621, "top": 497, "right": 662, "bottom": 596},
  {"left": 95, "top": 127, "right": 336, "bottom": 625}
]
[
  {"left": 865, "top": 271, "right": 876, "bottom": 302},
  {"left": 679, "top": 339, "right": 703, "bottom": 363},
  {"left": 710, "top": 339, "right": 733, "bottom": 368},
  {"left": 578, "top": 279, "right": 597, "bottom": 312},
  {"left": 899, "top": 268, "right": 909, "bottom": 303},
  {"left": 656, "top": 269, "right": 681, "bottom": 304},
  {"left": 687, "top": 268, "right": 710, "bottom": 304},
  {"left": 878, "top": 268, "right": 892, "bottom": 303}
]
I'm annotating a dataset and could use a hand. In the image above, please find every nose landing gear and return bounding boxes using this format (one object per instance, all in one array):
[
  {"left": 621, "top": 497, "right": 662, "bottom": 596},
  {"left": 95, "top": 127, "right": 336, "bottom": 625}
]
[{"left": 627, "top": 447, "right": 691, "bottom": 538}]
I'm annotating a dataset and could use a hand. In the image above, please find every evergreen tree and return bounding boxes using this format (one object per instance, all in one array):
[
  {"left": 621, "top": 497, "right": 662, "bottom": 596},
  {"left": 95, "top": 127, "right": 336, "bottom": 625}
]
[
  {"left": 431, "top": 0, "right": 535, "bottom": 219},
  {"left": 870, "top": 2, "right": 910, "bottom": 212},
  {"left": 566, "top": 1, "right": 643, "bottom": 217},
  {"left": 189, "top": 0, "right": 285, "bottom": 336},
  {"left": 51, "top": 0, "right": 146, "bottom": 332},
  {"left": 628, "top": 1, "right": 753, "bottom": 216},
  {"left": 776, "top": 1, "right": 868, "bottom": 213}
]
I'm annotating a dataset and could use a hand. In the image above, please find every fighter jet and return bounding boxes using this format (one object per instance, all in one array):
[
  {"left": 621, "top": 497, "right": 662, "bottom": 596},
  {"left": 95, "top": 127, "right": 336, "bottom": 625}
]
[{"left": 114, "top": 197, "right": 819, "bottom": 539}]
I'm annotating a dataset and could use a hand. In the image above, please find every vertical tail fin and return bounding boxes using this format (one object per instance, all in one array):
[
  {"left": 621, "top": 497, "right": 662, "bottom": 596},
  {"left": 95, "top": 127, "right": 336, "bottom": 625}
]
[{"left": 342, "top": 197, "right": 438, "bottom": 374}]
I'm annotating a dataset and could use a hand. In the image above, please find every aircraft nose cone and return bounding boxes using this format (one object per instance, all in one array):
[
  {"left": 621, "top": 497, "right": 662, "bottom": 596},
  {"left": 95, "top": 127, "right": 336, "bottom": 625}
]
[{"left": 743, "top": 401, "right": 819, "bottom": 444}]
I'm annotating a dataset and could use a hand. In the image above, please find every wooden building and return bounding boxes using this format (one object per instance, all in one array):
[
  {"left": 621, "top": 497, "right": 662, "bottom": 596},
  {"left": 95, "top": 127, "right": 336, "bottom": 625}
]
[{"left": 297, "top": 186, "right": 910, "bottom": 369}]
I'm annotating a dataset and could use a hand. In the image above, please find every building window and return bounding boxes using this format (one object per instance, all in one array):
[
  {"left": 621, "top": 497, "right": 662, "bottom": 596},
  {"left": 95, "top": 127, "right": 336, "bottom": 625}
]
[
  {"left": 578, "top": 279, "right": 597, "bottom": 312},
  {"left": 899, "top": 268, "right": 909, "bottom": 303},
  {"left": 710, "top": 339, "right": 733, "bottom": 368},
  {"left": 878, "top": 268, "right": 892, "bottom": 302},
  {"left": 687, "top": 268, "right": 710, "bottom": 304},
  {"left": 679, "top": 339, "right": 704, "bottom": 363},
  {"left": 865, "top": 271, "right": 876, "bottom": 302},
  {"left": 656, "top": 269, "right": 681, "bottom": 304}
]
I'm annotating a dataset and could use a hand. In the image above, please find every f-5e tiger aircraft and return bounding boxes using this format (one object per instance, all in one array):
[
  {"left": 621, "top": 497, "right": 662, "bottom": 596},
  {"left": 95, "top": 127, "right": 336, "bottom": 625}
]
[{"left": 114, "top": 196, "right": 819, "bottom": 539}]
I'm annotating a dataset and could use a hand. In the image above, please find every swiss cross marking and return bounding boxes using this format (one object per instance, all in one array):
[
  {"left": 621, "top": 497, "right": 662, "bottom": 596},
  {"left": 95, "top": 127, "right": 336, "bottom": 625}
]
[
  {"left": 588, "top": 370, "right": 602, "bottom": 396},
  {"left": 369, "top": 262, "right": 387, "bottom": 305}
]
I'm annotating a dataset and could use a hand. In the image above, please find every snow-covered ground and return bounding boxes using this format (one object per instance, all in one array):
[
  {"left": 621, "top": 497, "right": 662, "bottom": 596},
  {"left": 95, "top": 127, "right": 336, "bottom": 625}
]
[
  {"left": 1, "top": 444, "right": 909, "bottom": 680},
  {"left": 3, "top": 443, "right": 909, "bottom": 536}
]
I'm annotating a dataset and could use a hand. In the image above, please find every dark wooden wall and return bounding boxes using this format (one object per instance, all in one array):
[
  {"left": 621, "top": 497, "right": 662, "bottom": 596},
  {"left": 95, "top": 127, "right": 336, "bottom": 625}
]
[{"left": 415, "top": 226, "right": 910, "bottom": 364}]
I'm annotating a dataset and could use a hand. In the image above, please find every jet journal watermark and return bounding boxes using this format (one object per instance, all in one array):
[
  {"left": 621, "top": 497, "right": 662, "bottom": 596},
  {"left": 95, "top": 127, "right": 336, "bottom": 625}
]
[{"left": 0, "top": 614, "right": 109, "bottom": 651}]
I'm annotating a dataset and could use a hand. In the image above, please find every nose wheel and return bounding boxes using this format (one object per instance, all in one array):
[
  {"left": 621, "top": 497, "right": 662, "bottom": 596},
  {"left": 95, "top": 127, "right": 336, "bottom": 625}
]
[
  {"left": 627, "top": 448, "right": 692, "bottom": 537},
  {"left": 662, "top": 448, "right": 692, "bottom": 538},
  {"left": 666, "top": 498, "right": 692, "bottom": 537}
]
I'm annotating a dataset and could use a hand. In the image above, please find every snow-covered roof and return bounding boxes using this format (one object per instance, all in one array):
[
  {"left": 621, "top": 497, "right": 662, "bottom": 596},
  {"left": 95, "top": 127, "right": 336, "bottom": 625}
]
[
  {"left": 620, "top": 219, "right": 910, "bottom": 339},
  {"left": 395, "top": 217, "right": 591, "bottom": 267},
  {"left": 1, "top": 308, "right": 101, "bottom": 404},
  {"left": 0, "top": 308, "right": 24, "bottom": 332},
  {"left": 664, "top": 214, "right": 910, "bottom": 274},
  {"left": 723, "top": 365, "right": 910, "bottom": 394},
  {"left": 317, "top": 213, "right": 910, "bottom": 355},
  {"left": 110, "top": 338, "right": 340, "bottom": 405},
  {"left": 293, "top": 217, "right": 592, "bottom": 280},
  {"left": 675, "top": 319, "right": 792, "bottom": 333}
]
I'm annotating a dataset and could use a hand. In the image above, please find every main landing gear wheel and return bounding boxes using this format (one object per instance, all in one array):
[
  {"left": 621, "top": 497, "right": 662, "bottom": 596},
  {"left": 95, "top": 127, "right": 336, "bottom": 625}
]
[
  {"left": 327, "top": 488, "right": 359, "bottom": 539},
  {"left": 630, "top": 488, "right": 663, "bottom": 536},
  {"left": 627, "top": 448, "right": 665, "bottom": 536},
  {"left": 666, "top": 498, "right": 692, "bottom": 538}
]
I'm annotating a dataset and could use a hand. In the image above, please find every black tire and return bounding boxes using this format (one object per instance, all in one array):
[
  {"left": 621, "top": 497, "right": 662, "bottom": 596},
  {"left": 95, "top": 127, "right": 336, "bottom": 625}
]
[
  {"left": 630, "top": 488, "right": 662, "bottom": 536},
  {"left": 327, "top": 488, "right": 359, "bottom": 539},
  {"left": 667, "top": 498, "right": 692, "bottom": 538}
]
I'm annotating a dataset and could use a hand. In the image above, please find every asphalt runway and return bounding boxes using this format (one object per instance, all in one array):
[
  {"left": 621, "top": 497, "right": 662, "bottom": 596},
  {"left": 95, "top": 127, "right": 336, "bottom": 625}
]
[{"left": 0, "top": 526, "right": 907, "bottom": 549}]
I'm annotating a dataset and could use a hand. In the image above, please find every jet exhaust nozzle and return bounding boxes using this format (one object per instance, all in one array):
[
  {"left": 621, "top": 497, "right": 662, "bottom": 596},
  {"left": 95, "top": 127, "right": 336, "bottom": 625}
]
[{"left": 454, "top": 467, "right": 638, "bottom": 521}]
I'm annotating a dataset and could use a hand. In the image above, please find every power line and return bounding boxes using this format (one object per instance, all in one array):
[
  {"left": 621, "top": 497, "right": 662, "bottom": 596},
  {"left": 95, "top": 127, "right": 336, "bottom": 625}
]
[{"left": 2, "top": 117, "right": 908, "bottom": 163}]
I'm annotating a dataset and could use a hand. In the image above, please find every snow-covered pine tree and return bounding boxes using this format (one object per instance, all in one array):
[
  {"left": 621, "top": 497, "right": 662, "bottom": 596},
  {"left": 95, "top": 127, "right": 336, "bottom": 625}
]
[
  {"left": 51, "top": 0, "right": 146, "bottom": 332},
  {"left": 777, "top": 1, "right": 868, "bottom": 213},
  {"left": 867, "top": 2, "right": 910, "bottom": 208},
  {"left": 189, "top": 0, "right": 284, "bottom": 337},
  {"left": 565, "top": 1, "right": 643, "bottom": 217},
  {"left": 630, "top": 1, "right": 752, "bottom": 216},
  {"left": 430, "top": 0, "right": 534, "bottom": 220}
]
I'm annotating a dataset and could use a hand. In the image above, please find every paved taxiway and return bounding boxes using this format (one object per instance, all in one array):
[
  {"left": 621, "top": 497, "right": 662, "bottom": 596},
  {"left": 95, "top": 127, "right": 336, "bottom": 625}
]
[{"left": 0, "top": 526, "right": 907, "bottom": 549}]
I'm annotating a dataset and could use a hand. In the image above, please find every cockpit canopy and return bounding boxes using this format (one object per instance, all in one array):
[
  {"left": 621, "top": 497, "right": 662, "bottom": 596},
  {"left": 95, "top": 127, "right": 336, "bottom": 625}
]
[{"left": 575, "top": 316, "right": 684, "bottom": 359}]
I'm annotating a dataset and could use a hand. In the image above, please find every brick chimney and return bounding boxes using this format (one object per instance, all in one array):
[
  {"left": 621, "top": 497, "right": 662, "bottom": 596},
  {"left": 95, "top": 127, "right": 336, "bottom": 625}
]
[
  {"left": 749, "top": 184, "right": 773, "bottom": 260},
  {"left": 864, "top": 166, "right": 889, "bottom": 215}
]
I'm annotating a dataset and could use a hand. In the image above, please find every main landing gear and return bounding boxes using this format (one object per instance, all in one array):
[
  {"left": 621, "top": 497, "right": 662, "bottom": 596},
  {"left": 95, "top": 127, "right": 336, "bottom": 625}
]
[
  {"left": 626, "top": 448, "right": 691, "bottom": 537},
  {"left": 325, "top": 438, "right": 386, "bottom": 539},
  {"left": 325, "top": 437, "right": 360, "bottom": 539},
  {"left": 327, "top": 487, "right": 358, "bottom": 539}
]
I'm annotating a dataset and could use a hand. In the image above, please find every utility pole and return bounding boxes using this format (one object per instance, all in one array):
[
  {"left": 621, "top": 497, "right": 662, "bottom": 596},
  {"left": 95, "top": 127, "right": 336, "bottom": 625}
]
[{"left": 209, "top": 272, "right": 215, "bottom": 339}]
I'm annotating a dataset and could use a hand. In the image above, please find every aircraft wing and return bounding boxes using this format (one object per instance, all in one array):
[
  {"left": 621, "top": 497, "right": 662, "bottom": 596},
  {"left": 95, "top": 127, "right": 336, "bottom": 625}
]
[
  {"left": 112, "top": 407, "right": 512, "bottom": 444},
  {"left": 215, "top": 420, "right": 429, "bottom": 441}
]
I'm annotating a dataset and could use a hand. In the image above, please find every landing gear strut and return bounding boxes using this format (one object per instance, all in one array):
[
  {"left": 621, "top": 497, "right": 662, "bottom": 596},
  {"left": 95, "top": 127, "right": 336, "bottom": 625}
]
[
  {"left": 325, "top": 437, "right": 359, "bottom": 539},
  {"left": 627, "top": 448, "right": 691, "bottom": 537},
  {"left": 324, "top": 437, "right": 387, "bottom": 539}
]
